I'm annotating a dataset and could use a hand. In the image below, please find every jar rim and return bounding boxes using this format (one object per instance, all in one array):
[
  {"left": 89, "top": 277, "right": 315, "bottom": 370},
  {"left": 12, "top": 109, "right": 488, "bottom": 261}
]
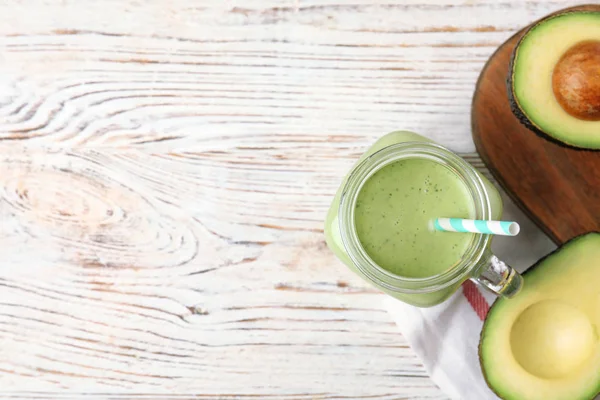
[{"left": 338, "top": 141, "right": 491, "bottom": 294}]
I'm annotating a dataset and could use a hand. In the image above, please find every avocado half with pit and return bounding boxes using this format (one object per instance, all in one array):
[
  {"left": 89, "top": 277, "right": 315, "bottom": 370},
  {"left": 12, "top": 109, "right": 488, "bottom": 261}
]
[
  {"left": 480, "top": 233, "right": 600, "bottom": 400},
  {"left": 508, "top": 8, "right": 600, "bottom": 149}
]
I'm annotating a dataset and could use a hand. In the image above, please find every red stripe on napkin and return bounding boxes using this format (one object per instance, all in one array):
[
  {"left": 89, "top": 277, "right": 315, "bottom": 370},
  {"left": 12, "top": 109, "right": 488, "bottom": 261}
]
[{"left": 462, "top": 280, "right": 489, "bottom": 320}]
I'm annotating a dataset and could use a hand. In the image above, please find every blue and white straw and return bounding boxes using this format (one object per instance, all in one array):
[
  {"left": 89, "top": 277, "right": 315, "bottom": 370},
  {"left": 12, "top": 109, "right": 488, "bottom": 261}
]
[{"left": 433, "top": 218, "right": 520, "bottom": 236}]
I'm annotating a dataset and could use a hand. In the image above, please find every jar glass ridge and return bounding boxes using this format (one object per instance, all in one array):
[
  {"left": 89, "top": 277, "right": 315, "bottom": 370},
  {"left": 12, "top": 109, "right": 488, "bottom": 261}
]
[{"left": 338, "top": 141, "right": 492, "bottom": 294}]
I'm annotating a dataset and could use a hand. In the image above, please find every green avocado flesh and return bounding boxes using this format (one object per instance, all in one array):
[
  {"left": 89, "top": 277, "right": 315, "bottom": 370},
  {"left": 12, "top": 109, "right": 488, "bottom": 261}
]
[
  {"left": 509, "top": 10, "right": 600, "bottom": 149},
  {"left": 480, "top": 233, "right": 600, "bottom": 400}
]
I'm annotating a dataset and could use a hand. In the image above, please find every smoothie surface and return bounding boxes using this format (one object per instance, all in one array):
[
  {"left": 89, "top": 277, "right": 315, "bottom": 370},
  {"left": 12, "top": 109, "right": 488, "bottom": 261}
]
[{"left": 354, "top": 158, "right": 475, "bottom": 278}]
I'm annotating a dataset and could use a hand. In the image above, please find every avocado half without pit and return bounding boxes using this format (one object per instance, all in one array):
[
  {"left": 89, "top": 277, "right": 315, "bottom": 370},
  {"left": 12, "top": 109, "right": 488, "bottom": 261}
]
[
  {"left": 479, "top": 233, "right": 600, "bottom": 400},
  {"left": 508, "top": 8, "right": 600, "bottom": 149}
]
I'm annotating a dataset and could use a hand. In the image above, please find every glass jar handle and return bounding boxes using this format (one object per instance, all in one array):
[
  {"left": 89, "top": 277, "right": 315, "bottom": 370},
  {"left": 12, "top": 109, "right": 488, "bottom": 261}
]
[{"left": 471, "top": 253, "right": 523, "bottom": 298}]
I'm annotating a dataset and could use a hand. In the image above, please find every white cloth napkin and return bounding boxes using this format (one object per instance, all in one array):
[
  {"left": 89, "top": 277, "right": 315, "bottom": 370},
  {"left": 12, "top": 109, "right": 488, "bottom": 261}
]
[{"left": 385, "top": 191, "right": 556, "bottom": 400}]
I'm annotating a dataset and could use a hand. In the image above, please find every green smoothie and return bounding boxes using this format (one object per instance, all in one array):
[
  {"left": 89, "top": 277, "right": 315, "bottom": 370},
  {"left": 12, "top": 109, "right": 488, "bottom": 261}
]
[
  {"left": 324, "top": 131, "right": 503, "bottom": 306},
  {"left": 354, "top": 158, "right": 475, "bottom": 278}
]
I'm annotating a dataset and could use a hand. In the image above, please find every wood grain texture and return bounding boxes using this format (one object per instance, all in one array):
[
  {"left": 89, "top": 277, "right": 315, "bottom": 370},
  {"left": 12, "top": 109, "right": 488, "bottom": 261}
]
[
  {"left": 0, "top": 0, "right": 586, "bottom": 151},
  {"left": 0, "top": 148, "right": 443, "bottom": 398},
  {"left": 472, "top": 4, "right": 600, "bottom": 245},
  {"left": 0, "top": 0, "right": 579, "bottom": 398}
]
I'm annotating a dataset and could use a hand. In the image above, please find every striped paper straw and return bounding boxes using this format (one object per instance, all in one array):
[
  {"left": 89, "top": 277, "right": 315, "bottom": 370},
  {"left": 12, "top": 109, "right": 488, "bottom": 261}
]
[{"left": 433, "top": 218, "right": 520, "bottom": 236}]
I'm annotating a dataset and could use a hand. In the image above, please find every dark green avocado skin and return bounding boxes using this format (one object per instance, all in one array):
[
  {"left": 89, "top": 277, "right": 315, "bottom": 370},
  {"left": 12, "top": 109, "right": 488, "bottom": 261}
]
[
  {"left": 478, "top": 232, "right": 600, "bottom": 400},
  {"left": 505, "top": 8, "right": 600, "bottom": 152}
]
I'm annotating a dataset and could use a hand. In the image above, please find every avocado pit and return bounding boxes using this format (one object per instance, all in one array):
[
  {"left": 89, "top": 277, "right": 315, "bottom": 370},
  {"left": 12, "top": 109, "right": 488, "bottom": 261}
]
[
  {"left": 552, "top": 40, "right": 600, "bottom": 121},
  {"left": 510, "top": 300, "right": 596, "bottom": 379}
]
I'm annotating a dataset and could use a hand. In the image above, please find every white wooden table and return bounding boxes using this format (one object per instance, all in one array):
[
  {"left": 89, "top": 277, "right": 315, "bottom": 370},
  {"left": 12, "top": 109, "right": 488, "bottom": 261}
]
[{"left": 0, "top": 1, "right": 579, "bottom": 398}]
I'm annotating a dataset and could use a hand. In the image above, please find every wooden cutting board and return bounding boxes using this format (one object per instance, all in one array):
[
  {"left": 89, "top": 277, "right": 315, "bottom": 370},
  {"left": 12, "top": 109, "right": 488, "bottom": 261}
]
[{"left": 471, "top": 5, "right": 600, "bottom": 245}]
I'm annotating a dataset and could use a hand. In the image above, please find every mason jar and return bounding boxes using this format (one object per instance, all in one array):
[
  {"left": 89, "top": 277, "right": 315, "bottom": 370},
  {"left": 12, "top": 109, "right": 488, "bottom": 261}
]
[{"left": 324, "top": 131, "right": 522, "bottom": 307}]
